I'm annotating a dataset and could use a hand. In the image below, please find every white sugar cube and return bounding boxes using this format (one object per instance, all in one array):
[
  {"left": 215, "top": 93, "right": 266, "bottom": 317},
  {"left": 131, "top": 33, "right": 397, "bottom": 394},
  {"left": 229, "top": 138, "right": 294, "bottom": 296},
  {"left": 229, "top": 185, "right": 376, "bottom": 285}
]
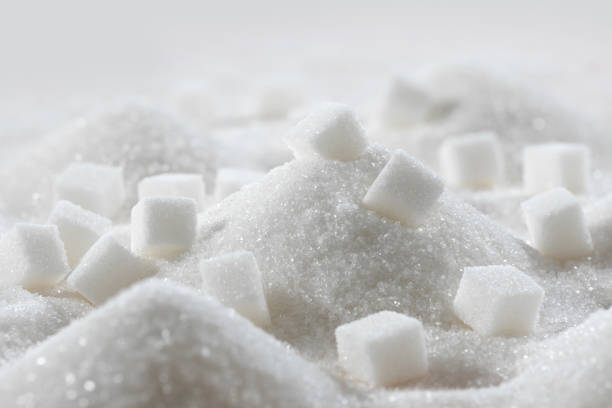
[
  {"left": 379, "top": 77, "right": 431, "bottom": 128},
  {"left": 587, "top": 193, "right": 612, "bottom": 252},
  {"left": 200, "top": 251, "right": 271, "bottom": 327},
  {"left": 363, "top": 150, "right": 444, "bottom": 227},
  {"left": 54, "top": 163, "right": 126, "bottom": 218},
  {"left": 286, "top": 103, "right": 368, "bottom": 161},
  {"left": 131, "top": 197, "right": 197, "bottom": 258},
  {"left": 48, "top": 200, "right": 112, "bottom": 268},
  {"left": 138, "top": 173, "right": 206, "bottom": 211},
  {"left": 521, "top": 188, "right": 593, "bottom": 260},
  {"left": 454, "top": 265, "right": 544, "bottom": 337},
  {"left": 0, "top": 223, "right": 69, "bottom": 288},
  {"left": 215, "top": 167, "right": 265, "bottom": 201},
  {"left": 439, "top": 131, "right": 504, "bottom": 189},
  {"left": 335, "top": 311, "right": 428, "bottom": 386},
  {"left": 523, "top": 143, "right": 590, "bottom": 194},
  {"left": 67, "top": 234, "right": 156, "bottom": 305}
]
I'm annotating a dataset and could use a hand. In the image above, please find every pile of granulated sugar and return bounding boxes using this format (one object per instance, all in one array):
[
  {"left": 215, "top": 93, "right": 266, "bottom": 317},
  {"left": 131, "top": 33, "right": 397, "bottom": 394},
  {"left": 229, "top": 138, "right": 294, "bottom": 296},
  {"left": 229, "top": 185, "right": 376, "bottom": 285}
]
[{"left": 0, "top": 104, "right": 216, "bottom": 223}]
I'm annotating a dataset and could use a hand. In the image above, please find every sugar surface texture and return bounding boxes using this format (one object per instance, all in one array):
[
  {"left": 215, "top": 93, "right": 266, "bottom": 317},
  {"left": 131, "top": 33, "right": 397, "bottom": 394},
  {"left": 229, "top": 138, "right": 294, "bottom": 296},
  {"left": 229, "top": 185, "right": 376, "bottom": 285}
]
[
  {"left": 523, "top": 143, "right": 590, "bottom": 194},
  {"left": 200, "top": 251, "right": 271, "bottom": 327},
  {"left": 131, "top": 197, "right": 198, "bottom": 258},
  {"left": 215, "top": 167, "right": 266, "bottom": 202},
  {"left": 138, "top": 173, "right": 206, "bottom": 211},
  {"left": 453, "top": 265, "right": 544, "bottom": 336},
  {"left": 48, "top": 200, "right": 112, "bottom": 267},
  {"left": 335, "top": 311, "right": 428, "bottom": 386}
]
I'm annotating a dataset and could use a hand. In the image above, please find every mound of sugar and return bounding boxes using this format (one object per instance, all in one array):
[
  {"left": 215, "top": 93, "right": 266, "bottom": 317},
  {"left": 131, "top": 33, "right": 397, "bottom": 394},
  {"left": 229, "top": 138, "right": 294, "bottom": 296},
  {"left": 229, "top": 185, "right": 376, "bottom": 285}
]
[
  {"left": 0, "top": 280, "right": 347, "bottom": 408},
  {"left": 0, "top": 105, "right": 216, "bottom": 222}
]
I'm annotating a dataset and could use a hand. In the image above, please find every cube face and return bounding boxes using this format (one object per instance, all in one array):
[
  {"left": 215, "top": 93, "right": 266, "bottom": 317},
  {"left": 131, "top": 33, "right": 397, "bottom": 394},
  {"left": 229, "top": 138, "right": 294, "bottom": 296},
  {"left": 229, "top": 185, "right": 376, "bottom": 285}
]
[
  {"left": 67, "top": 234, "right": 157, "bottom": 305},
  {"left": 138, "top": 173, "right": 206, "bottom": 211},
  {"left": 214, "top": 168, "right": 265, "bottom": 202},
  {"left": 362, "top": 150, "right": 444, "bottom": 227},
  {"left": 287, "top": 103, "right": 368, "bottom": 161},
  {"left": 131, "top": 197, "right": 197, "bottom": 258},
  {"left": 521, "top": 188, "right": 593, "bottom": 260},
  {"left": 335, "top": 311, "right": 428, "bottom": 386},
  {"left": 439, "top": 132, "right": 504, "bottom": 189},
  {"left": 54, "top": 163, "right": 126, "bottom": 218},
  {"left": 200, "top": 251, "right": 270, "bottom": 327},
  {"left": 0, "top": 223, "right": 69, "bottom": 288},
  {"left": 453, "top": 265, "right": 544, "bottom": 337},
  {"left": 523, "top": 143, "right": 590, "bottom": 195},
  {"left": 48, "top": 200, "right": 112, "bottom": 268}
]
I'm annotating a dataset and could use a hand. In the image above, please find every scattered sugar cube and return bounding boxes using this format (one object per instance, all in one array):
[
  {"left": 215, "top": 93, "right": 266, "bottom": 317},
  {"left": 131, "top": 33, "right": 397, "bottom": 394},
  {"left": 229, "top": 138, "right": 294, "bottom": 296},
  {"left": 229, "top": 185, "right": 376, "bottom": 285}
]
[
  {"left": 138, "top": 173, "right": 206, "bottom": 211},
  {"left": 215, "top": 167, "right": 265, "bottom": 201},
  {"left": 523, "top": 143, "right": 590, "bottom": 194},
  {"left": 362, "top": 150, "right": 444, "bottom": 227},
  {"left": 286, "top": 103, "right": 369, "bottom": 161},
  {"left": 200, "top": 251, "right": 271, "bottom": 327},
  {"left": 439, "top": 131, "right": 504, "bottom": 189},
  {"left": 131, "top": 196, "right": 197, "bottom": 258},
  {"left": 0, "top": 223, "right": 69, "bottom": 288},
  {"left": 48, "top": 200, "right": 112, "bottom": 268},
  {"left": 67, "top": 234, "right": 156, "bottom": 305},
  {"left": 454, "top": 265, "right": 544, "bottom": 337},
  {"left": 335, "top": 311, "right": 428, "bottom": 386},
  {"left": 54, "top": 163, "right": 126, "bottom": 218},
  {"left": 521, "top": 187, "right": 593, "bottom": 260},
  {"left": 379, "top": 77, "right": 431, "bottom": 128}
]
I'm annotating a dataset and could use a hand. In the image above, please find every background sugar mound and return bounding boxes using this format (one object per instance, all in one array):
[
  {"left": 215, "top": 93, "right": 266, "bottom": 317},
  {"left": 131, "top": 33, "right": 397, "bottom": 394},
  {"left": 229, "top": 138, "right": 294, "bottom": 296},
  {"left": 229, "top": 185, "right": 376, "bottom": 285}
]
[
  {"left": 0, "top": 279, "right": 349, "bottom": 408},
  {"left": 0, "top": 104, "right": 216, "bottom": 223}
]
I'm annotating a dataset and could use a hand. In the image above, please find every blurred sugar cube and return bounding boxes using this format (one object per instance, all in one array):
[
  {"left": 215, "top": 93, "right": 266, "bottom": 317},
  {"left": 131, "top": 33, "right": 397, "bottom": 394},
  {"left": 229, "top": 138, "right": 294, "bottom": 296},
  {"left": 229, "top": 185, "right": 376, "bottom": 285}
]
[{"left": 523, "top": 143, "right": 590, "bottom": 194}]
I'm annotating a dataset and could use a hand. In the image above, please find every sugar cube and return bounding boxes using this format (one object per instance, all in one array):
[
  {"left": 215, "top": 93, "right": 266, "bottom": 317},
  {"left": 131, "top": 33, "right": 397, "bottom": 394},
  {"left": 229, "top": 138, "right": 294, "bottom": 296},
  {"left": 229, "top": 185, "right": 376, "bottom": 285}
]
[
  {"left": 138, "top": 173, "right": 206, "bottom": 211},
  {"left": 523, "top": 143, "right": 590, "bottom": 194},
  {"left": 439, "top": 131, "right": 504, "bottom": 189},
  {"left": 200, "top": 251, "right": 271, "bottom": 327},
  {"left": 54, "top": 163, "right": 126, "bottom": 218},
  {"left": 521, "top": 187, "right": 593, "bottom": 260},
  {"left": 335, "top": 311, "right": 428, "bottom": 386},
  {"left": 48, "top": 200, "right": 112, "bottom": 268},
  {"left": 286, "top": 103, "right": 369, "bottom": 161},
  {"left": 0, "top": 223, "right": 69, "bottom": 288},
  {"left": 215, "top": 167, "right": 265, "bottom": 202},
  {"left": 453, "top": 265, "right": 545, "bottom": 337},
  {"left": 131, "top": 197, "right": 197, "bottom": 258},
  {"left": 379, "top": 77, "right": 431, "bottom": 128},
  {"left": 67, "top": 233, "right": 157, "bottom": 305},
  {"left": 587, "top": 193, "right": 612, "bottom": 252},
  {"left": 362, "top": 150, "right": 444, "bottom": 227}
]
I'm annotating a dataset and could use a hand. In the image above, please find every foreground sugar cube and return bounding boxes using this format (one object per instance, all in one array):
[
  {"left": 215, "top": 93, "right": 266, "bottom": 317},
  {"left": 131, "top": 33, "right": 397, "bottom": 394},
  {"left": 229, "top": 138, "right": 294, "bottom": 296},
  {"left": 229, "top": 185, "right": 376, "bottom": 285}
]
[
  {"left": 138, "top": 173, "right": 206, "bottom": 211},
  {"left": 335, "top": 311, "right": 428, "bottom": 386},
  {"left": 454, "top": 265, "right": 544, "bottom": 337},
  {"left": 54, "top": 162, "right": 126, "bottom": 218},
  {"left": 286, "top": 103, "right": 369, "bottom": 161},
  {"left": 523, "top": 143, "right": 590, "bottom": 194},
  {"left": 48, "top": 200, "right": 112, "bottom": 268},
  {"left": 131, "top": 197, "right": 197, "bottom": 258},
  {"left": 214, "top": 167, "right": 265, "bottom": 202},
  {"left": 0, "top": 223, "right": 69, "bottom": 288},
  {"left": 521, "top": 187, "right": 593, "bottom": 260},
  {"left": 439, "top": 131, "right": 504, "bottom": 189},
  {"left": 363, "top": 150, "right": 444, "bottom": 227},
  {"left": 200, "top": 251, "right": 271, "bottom": 327},
  {"left": 67, "top": 234, "right": 156, "bottom": 305}
]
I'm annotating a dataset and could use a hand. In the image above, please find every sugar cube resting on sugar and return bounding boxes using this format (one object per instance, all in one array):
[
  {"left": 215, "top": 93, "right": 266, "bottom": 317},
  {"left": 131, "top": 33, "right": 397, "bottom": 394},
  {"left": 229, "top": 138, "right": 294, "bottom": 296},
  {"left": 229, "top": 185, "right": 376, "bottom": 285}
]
[
  {"left": 0, "top": 223, "right": 69, "bottom": 288},
  {"left": 453, "top": 265, "right": 545, "bottom": 337},
  {"left": 138, "top": 173, "right": 207, "bottom": 211},
  {"left": 521, "top": 187, "right": 593, "bottom": 260},
  {"left": 523, "top": 143, "right": 590, "bottom": 194},
  {"left": 48, "top": 200, "right": 112, "bottom": 268},
  {"left": 335, "top": 311, "right": 428, "bottom": 386},
  {"left": 214, "top": 167, "right": 265, "bottom": 202},
  {"left": 200, "top": 251, "right": 271, "bottom": 327},
  {"left": 67, "top": 233, "right": 157, "bottom": 305},
  {"left": 439, "top": 131, "right": 504, "bottom": 189},
  {"left": 362, "top": 150, "right": 444, "bottom": 227},
  {"left": 54, "top": 162, "right": 126, "bottom": 218},
  {"left": 286, "top": 102, "right": 369, "bottom": 161},
  {"left": 131, "top": 196, "right": 197, "bottom": 258}
]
